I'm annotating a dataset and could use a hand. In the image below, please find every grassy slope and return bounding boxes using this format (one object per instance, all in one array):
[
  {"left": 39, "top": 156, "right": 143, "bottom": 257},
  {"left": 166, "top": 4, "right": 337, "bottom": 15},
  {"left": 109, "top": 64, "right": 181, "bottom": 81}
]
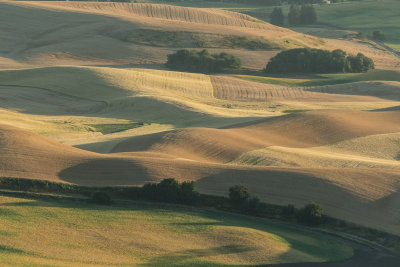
[
  {"left": 232, "top": 132, "right": 400, "bottom": 169},
  {"left": 1, "top": 66, "right": 400, "bottom": 151},
  {"left": 0, "top": 66, "right": 272, "bottom": 149},
  {"left": 0, "top": 195, "right": 352, "bottom": 266},
  {"left": 314, "top": 0, "right": 400, "bottom": 52},
  {"left": 222, "top": 0, "right": 400, "bottom": 53},
  {"left": 2, "top": 118, "right": 400, "bottom": 236},
  {"left": 0, "top": 1, "right": 315, "bottom": 70},
  {"left": 1, "top": 1, "right": 398, "bottom": 70},
  {"left": 148, "top": 0, "right": 400, "bottom": 53}
]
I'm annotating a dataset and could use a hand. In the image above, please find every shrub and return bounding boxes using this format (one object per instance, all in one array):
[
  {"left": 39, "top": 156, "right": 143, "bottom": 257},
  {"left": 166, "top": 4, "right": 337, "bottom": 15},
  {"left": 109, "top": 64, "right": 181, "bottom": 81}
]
[
  {"left": 228, "top": 184, "right": 250, "bottom": 207},
  {"left": 282, "top": 204, "right": 296, "bottom": 217},
  {"left": 296, "top": 201, "right": 324, "bottom": 226},
  {"left": 373, "top": 30, "right": 385, "bottom": 41},
  {"left": 91, "top": 192, "right": 112, "bottom": 205},
  {"left": 347, "top": 53, "right": 375, "bottom": 73},
  {"left": 179, "top": 181, "right": 199, "bottom": 205},
  {"left": 265, "top": 48, "right": 374, "bottom": 74},
  {"left": 140, "top": 178, "right": 199, "bottom": 205},
  {"left": 166, "top": 49, "right": 241, "bottom": 74},
  {"left": 248, "top": 196, "right": 262, "bottom": 213},
  {"left": 157, "top": 178, "right": 181, "bottom": 203}
]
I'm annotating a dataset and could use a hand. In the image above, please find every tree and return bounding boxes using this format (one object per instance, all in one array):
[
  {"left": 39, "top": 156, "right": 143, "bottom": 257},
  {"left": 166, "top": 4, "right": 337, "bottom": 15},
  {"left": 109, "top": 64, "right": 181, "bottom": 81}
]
[
  {"left": 282, "top": 204, "right": 296, "bottom": 217},
  {"left": 157, "top": 178, "right": 180, "bottom": 203},
  {"left": 179, "top": 181, "right": 199, "bottom": 204},
  {"left": 347, "top": 53, "right": 374, "bottom": 73},
  {"left": 229, "top": 184, "right": 250, "bottom": 207},
  {"left": 270, "top": 7, "right": 284, "bottom": 26},
  {"left": 288, "top": 5, "right": 301, "bottom": 26},
  {"left": 373, "top": 30, "right": 385, "bottom": 41},
  {"left": 265, "top": 48, "right": 374, "bottom": 74},
  {"left": 296, "top": 201, "right": 323, "bottom": 226},
  {"left": 166, "top": 49, "right": 241, "bottom": 74},
  {"left": 331, "top": 49, "right": 349, "bottom": 73},
  {"left": 248, "top": 196, "right": 261, "bottom": 212},
  {"left": 300, "top": 4, "right": 317, "bottom": 25}
]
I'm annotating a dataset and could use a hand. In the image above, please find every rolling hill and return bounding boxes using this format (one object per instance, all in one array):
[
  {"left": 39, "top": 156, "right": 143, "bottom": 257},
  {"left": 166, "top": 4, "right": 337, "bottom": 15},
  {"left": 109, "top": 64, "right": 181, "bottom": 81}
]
[
  {"left": 1, "top": 110, "right": 400, "bottom": 236},
  {"left": 0, "top": 194, "right": 353, "bottom": 266},
  {"left": 1, "top": 1, "right": 400, "bottom": 258},
  {"left": 0, "top": 1, "right": 399, "bottom": 69}
]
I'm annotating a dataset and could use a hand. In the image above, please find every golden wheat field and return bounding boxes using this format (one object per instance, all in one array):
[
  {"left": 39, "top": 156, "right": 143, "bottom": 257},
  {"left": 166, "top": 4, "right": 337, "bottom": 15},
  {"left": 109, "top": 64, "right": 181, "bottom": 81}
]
[{"left": 0, "top": 1, "right": 400, "bottom": 265}]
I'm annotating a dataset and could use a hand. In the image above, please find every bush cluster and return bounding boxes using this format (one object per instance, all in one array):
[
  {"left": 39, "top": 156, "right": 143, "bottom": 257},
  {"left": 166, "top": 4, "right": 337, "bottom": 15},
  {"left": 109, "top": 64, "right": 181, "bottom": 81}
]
[
  {"left": 166, "top": 49, "right": 241, "bottom": 73},
  {"left": 265, "top": 48, "right": 374, "bottom": 74},
  {"left": 228, "top": 184, "right": 324, "bottom": 225},
  {"left": 140, "top": 178, "right": 199, "bottom": 205},
  {"left": 373, "top": 30, "right": 385, "bottom": 41},
  {"left": 296, "top": 201, "right": 324, "bottom": 226},
  {"left": 227, "top": 185, "right": 291, "bottom": 218},
  {"left": 288, "top": 4, "right": 317, "bottom": 26}
]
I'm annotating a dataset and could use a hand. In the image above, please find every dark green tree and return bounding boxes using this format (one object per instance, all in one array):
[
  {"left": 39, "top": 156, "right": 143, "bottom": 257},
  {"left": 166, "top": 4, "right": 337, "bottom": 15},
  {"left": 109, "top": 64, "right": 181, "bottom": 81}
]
[
  {"left": 373, "top": 30, "right": 385, "bottom": 41},
  {"left": 166, "top": 49, "right": 241, "bottom": 74},
  {"left": 229, "top": 184, "right": 250, "bottom": 207},
  {"left": 282, "top": 204, "right": 296, "bottom": 217},
  {"left": 270, "top": 7, "right": 284, "bottom": 26},
  {"left": 347, "top": 53, "right": 374, "bottom": 73},
  {"left": 265, "top": 48, "right": 374, "bottom": 74},
  {"left": 248, "top": 196, "right": 261, "bottom": 212},
  {"left": 157, "top": 178, "right": 180, "bottom": 203},
  {"left": 300, "top": 4, "right": 317, "bottom": 24},
  {"left": 179, "top": 181, "right": 199, "bottom": 204},
  {"left": 296, "top": 201, "right": 323, "bottom": 226},
  {"left": 288, "top": 5, "right": 301, "bottom": 26},
  {"left": 331, "top": 49, "right": 349, "bottom": 73}
]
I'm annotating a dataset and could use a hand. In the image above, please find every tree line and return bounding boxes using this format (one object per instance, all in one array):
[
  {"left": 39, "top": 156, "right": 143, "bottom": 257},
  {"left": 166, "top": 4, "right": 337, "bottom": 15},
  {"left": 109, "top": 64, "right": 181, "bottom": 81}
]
[
  {"left": 271, "top": 4, "right": 317, "bottom": 26},
  {"left": 154, "top": 0, "right": 357, "bottom": 6},
  {"left": 265, "top": 48, "right": 374, "bottom": 74},
  {"left": 92, "top": 179, "right": 325, "bottom": 226},
  {"left": 166, "top": 49, "right": 241, "bottom": 74}
]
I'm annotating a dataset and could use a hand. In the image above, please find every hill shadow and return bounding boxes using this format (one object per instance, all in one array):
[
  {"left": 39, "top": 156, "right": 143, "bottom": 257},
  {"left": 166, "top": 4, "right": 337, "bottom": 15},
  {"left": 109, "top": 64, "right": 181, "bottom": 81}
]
[{"left": 57, "top": 158, "right": 152, "bottom": 186}]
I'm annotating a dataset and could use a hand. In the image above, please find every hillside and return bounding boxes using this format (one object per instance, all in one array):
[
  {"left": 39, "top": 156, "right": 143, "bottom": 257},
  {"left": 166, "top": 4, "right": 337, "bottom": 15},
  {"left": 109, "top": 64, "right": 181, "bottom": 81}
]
[
  {"left": 2, "top": 66, "right": 400, "bottom": 152},
  {"left": 1, "top": 115, "right": 400, "bottom": 236},
  {"left": 1, "top": 1, "right": 400, "bottom": 257},
  {"left": 0, "top": 194, "right": 353, "bottom": 266},
  {"left": 0, "top": 1, "right": 398, "bottom": 70},
  {"left": 112, "top": 109, "right": 400, "bottom": 163}
]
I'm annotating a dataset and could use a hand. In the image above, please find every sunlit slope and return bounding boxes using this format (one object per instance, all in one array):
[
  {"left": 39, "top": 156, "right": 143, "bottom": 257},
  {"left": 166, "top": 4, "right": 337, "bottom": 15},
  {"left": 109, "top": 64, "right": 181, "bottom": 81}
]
[
  {"left": 2, "top": 66, "right": 400, "bottom": 152},
  {"left": 212, "top": 76, "right": 400, "bottom": 102},
  {"left": 0, "top": 195, "right": 352, "bottom": 266},
  {"left": 232, "top": 134, "right": 400, "bottom": 169},
  {"left": 1, "top": 1, "right": 398, "bottom": 69},
  {"left": 112, "top": 110, "right": 400, "bottom": 163},
  {"left": 0, "top": 1, "right": 315, "bottom": 69},
  {"left": 0, "top": 66, "right": 273, "bottom": 142},
  {"left": 1, "top": 123, "right": 400, "bottom": 235}
]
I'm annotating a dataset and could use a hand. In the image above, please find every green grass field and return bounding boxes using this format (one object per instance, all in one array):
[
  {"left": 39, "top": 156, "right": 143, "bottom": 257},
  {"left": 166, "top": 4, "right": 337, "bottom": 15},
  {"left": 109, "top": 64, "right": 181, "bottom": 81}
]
[
  {"left": 313, "top": 0, "right": 400, "bottom": 52},
  {"left": 248, "top": 0, "right": 400, "bottom": 52},
  {"left": 0, "top": 195, "right": 353, "bottom": 266},
  {"left": 157, "top": 0, "right": 400, "bottom": 53},
  {"left": 237, "top": 0, "right": 400, "bottom": 52},
  {"left": 235, "top": 69, "right": 400, "bottom": 87}
]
